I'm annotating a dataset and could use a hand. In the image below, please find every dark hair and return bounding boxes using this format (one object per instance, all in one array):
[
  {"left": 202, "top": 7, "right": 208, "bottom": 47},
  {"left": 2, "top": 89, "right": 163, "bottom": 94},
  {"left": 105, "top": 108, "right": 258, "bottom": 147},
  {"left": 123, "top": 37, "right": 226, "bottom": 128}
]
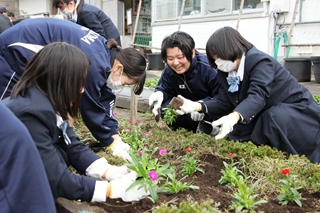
[
  {"left": 12, "top": 17, "right": 28, "bottom": 25},
  {"left": 52, "top": 0, "right": 84, "bottom": 15},
  {"left": 205, "top": 26, "right": 254, "bottom": 68},
  {"left": 11, "top": 42, "right": 90, "bottom": 120},
  {"left": 7, "top": 11, "right": 14, "bottom": 17},
  {"left": 106, "top": 39, "right": 146, "bottom": 95},
  {"left": 161, "top": 31, "right": 195, "bottom": 63}
]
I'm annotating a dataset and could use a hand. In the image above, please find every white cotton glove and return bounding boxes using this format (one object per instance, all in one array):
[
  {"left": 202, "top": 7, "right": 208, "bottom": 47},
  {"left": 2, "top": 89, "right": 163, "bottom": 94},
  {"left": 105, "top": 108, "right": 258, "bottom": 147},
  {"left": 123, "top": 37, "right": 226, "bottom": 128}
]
[
  {"left": 190, "top": 112, "right": 205, "bottom": 121},
  {"left": 109, "top": 171, "right": 150, "bottom": 202},
  {"left": 86, "top": 158, "right": 129, "bottom": 181},
  {"left": 148, "top": 91, "right": 164, "bottom": 116},
  {"left": 175, "top": 95, "right": 200, "bottom": 115},
  {"left": 211, "top": 112, "right": 239, "bottom": 140},
  {"left": 108, "top": 138, "right": 133, "bottom": 163},
  {"left": 105, "top": 165, "right": 131, "bottom": 181}
]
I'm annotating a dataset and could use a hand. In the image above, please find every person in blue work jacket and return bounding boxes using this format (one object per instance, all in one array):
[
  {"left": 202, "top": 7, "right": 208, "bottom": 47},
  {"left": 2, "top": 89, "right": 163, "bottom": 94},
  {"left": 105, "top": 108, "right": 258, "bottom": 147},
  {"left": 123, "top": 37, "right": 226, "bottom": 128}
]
[
  {"left": 149, "top": 31, "right": 221, "bottom": 132},
  {"left": 52, "top": 0, "right": 121, "bottom": 45},
  {"left": 174, "top": 26, "right": 320, "bottom": 163},
  {"left": 0, "top": 102, "right": 56, "bottom": 213},
  {"left": 0, "top": 18, "right": 146, "bottom": 162},
  {"left": 3, "top": 42, "right": 149, "bottom": 203}
]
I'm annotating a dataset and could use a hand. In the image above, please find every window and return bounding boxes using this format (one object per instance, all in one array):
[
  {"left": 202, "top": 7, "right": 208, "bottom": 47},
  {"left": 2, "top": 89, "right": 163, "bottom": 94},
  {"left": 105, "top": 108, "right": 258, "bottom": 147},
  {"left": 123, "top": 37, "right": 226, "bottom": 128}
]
[
  {"left": 155, "top": 0, "right": 178, "bottom": 21},
  {"left": 179, "top": 0, "right": 201, "bottom": 16},
  {"left": 154, "top": 0, "right": 264, "bottom": 21}
]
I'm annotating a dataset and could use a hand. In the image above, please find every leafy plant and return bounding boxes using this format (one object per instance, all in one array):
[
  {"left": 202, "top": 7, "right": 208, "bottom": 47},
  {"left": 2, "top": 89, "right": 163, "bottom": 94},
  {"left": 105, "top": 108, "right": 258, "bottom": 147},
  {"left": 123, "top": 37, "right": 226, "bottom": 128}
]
[
  {"left": 160, "top": 171, "right": 199, "bottom": 194},
  {"left": 145, "top": 77, "right": 160, "bottom": 89},
  {"left": 276, "top": 168, "right": 305, "bottom": 207},
  {"left": 313, "top": 94, "right": 320, "bottom": 105},
  {"left": 181, "top": 154, "right": 204, "bottom": 177},
  {"left": 162, "top": 105, "right": 177, "bottom": 125},
  {"left": 219, "top": 154, "right": 244, "bottom": 186},
  {"left": 229, "top": 178, "right": 268, "bottom": 213},
  {"left": 126, "top": 147, "right": 174, "bottom": 202}
]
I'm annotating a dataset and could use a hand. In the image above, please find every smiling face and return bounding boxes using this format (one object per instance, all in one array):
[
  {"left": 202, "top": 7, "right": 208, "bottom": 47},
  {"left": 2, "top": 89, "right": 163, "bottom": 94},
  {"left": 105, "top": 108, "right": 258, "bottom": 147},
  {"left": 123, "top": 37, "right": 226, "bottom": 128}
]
[{"left": 166, "top": 47, "right": 194, "bottom": 74}]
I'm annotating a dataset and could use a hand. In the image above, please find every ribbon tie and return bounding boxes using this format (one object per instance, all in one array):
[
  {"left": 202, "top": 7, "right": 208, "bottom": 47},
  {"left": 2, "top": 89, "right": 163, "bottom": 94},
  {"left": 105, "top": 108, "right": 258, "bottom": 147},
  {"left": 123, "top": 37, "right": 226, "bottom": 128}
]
[
  {"left": 60, "top": 121, "right": 71, "bottom": 145},
  {"left": 226, "top": 76, "right": 240, "bottom": 93}
]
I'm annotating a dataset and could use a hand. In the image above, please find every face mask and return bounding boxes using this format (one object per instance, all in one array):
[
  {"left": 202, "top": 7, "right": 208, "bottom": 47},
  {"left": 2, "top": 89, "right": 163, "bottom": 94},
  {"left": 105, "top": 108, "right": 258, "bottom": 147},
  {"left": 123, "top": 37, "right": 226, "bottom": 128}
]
[
  {"left": 215, "top": 58, "right": 237, "bottom": 72},
  {"left": 60, "top": 7, "right": 74, "bottom": 16},
  {"left": 106, "top": 71, "right": 124, "bottom": 91}
]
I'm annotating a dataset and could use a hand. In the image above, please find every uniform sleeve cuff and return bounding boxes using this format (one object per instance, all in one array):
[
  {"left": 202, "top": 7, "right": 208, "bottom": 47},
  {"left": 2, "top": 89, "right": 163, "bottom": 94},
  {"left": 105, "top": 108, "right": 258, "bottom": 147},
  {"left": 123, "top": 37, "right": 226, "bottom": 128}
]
[{"left": 91, "top": 181, "right": 108, "bottom": 202}]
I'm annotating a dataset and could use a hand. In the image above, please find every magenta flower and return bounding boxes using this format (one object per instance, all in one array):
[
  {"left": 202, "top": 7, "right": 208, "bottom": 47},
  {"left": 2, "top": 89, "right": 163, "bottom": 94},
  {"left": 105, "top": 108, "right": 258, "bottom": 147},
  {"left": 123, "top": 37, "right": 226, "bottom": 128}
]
[
  {"left": 159, "top": 149, "right": 167, "bottom": 156},
  {"left": 113, "top": 111, "right": 117, "bottom": 116},
  {"left": 143, "top": 132, "right": 149, "bottom": 136},
  {"left": 136, "top": 119, "right": 141, "bottom": 124},
  {"left": 138, "top": 151, "right": 143, "bottom": 155},
  {"left": 148, "top": 171, "right": 158, "bottom": 181}
]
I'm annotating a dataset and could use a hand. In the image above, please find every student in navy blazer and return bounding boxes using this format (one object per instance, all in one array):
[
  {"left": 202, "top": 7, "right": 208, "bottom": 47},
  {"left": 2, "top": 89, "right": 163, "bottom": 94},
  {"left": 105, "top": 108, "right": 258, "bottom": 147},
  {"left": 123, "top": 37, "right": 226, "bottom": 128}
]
[
  {"left": 0, "top": 102, "right": 56, "bottom": 213},
  {"left": 3, "top": 42, "right": 149, "bottom": 203},
  {"left": 175, "top": 27, "right": 320, "bottom": 163},
  {"left": 53, "top": 0, "right": 121, "bottom": 45},
  {"left": 149, "top": 31, "right": 221, "bottom": 132}
]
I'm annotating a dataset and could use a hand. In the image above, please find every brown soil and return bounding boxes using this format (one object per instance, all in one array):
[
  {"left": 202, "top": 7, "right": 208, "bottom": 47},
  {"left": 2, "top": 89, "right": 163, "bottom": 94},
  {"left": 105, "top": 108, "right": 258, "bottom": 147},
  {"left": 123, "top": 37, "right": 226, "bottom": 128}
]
[
  {"left": 90, "top": 152, "right": 320, "bottom": 213},
  {"left": 80, "top": 108, "right": 320, "bottom": 213}
]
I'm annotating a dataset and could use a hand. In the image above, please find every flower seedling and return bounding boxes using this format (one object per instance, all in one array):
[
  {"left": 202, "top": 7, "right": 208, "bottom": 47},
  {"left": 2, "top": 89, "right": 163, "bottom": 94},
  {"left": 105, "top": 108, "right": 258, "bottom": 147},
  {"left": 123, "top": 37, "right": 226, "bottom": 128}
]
[
  {"left": 162, "top": 106, "right": 177, "bottom": 125},
  {"left": 126, "top": 147, "right": 174, "bottom": 202},
  {"left": 230, "top": 178, "right": 268, "bottom": 213},
  {"left": 181, "top": 155, "right": 204, "bottom": 177},
  {"left": 219, "top": 154, "right": 244, "bottom": 186},
  {"left": 276, "top": 168, "right": 305, "bottom": 207},
  {"left": 160, "top": 171, "right": 199, "bottom": 194}
]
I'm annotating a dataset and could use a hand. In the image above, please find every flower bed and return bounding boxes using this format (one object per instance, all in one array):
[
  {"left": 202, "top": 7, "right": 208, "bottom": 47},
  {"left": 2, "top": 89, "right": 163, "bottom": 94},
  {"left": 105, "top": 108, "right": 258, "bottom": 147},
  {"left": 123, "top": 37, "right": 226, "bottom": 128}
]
[{"left": 74, "top": 108, "right": 320, "bottom": 213}]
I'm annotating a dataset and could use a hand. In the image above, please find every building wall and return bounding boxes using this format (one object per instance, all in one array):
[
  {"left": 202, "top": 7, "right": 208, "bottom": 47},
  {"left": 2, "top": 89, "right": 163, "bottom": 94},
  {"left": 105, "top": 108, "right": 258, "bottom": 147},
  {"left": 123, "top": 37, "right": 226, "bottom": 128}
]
[{"left": 150, "top": 0, "right": 320, "bottom": 59}]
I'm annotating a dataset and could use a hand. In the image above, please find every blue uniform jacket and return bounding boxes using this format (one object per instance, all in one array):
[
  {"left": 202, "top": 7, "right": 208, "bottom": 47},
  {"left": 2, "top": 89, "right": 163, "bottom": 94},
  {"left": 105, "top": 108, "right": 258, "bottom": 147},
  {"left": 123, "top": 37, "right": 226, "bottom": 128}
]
[
  {"left": 3, "top": 86, "right": 100, "bottom": 201},
  {"left": 0, "top": 102, "right": 56, "bottom": 212},
  {"left": 77, "top": 3, "right": 121, "bottom": 45},
  {"left": 0, "top": 18, "right": 118, "bottom": 146},
  {"left": 205, "top": 47, "right": 320, "bottom": 162},
  {"left": 155, "top": 52, "right": 220, "bottom": 103}
]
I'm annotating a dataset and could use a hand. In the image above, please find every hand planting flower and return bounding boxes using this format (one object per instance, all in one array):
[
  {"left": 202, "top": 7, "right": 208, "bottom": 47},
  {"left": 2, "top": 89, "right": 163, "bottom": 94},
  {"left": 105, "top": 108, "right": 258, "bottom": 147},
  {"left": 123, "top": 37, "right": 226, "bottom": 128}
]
[
  {"left": 148, "top": 171, "right": 158, "bottom": 181},
  {"left": 159, "top": 149, "right": 167, "bottom": 156},
  {"left": 185, "top": 147, "right": 192, "bottom": 152}
]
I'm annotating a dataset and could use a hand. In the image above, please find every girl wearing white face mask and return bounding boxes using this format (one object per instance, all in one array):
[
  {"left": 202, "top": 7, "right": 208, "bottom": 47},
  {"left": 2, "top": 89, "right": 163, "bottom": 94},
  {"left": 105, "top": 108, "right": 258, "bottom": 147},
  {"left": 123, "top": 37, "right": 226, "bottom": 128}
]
[
  {"left": 175, "top": 26, "right": 320, "bottom": 164},
  {"left": 53, "top": 0, "right": 121, "bottom": 45}
]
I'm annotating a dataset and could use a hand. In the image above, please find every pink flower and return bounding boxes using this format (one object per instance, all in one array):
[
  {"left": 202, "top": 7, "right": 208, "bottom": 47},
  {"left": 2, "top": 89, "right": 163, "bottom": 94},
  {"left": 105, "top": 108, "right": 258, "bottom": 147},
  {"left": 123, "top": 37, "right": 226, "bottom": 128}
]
[
  {"left": 143, "top": 132, "right": 149, "bottom": 136},
  {"left": 148, "top": 171, "right": 158, "bottom": 181},
  {"left": 159, "top": 149, "right": 167, "bottom": 156},
  {"left": 185, "top": 147, "right": 192, "bottom": 152},
  {"left": 136, "top": 120, "right": 141, "bottom": 124},
  {"left": 113, "top": 111, "right": 117, "bottom": 116},
  {"left": 138, "top": 151, "right": 143, "bottom": 155},
  {"left": 144, "top": 145, "right": 148, "bottom": 149}
]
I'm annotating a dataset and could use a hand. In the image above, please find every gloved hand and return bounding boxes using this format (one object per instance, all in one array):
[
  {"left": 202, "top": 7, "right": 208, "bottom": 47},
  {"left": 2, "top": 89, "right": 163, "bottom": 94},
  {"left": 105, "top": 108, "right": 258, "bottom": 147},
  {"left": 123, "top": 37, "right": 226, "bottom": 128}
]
[
  {"left": 108, "top": 138, "right": 133, "bottom": 163},
  {"left": 109, "top": 171, "right": 150, "bottom": 202},
  {"left": 86, "top": 158, "right": 130, "bottom": 181},
  {"left": 104, "top": 165, "right": 130, "bottom": 181},
  {"left": 175, "top": 95, "right": 200, "bottom": 115},
  {"left": 190, "top": 112, "right": 205, "bottom": 121},
  {"left": 211, "top": 112, "right": 240, "bottom": 140},
  {"left": 148, "top": 91, "right": 164, "bottom": 116}
]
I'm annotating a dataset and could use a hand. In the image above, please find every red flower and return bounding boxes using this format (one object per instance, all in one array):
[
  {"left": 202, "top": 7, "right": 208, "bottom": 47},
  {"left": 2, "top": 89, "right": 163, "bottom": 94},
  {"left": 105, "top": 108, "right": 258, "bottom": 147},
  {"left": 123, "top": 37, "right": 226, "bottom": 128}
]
[
  {"left": 281, "top": 168, "right": 290, "bottom": 175},
  {"left": 185, "top": 147, "right": 192, "bottom": 152},
  {"left": 128, "top": 120, "right": 133, "bottom": 124},
  {"left": 228, "top": 153, "right": 234, "bottom": 157}
]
